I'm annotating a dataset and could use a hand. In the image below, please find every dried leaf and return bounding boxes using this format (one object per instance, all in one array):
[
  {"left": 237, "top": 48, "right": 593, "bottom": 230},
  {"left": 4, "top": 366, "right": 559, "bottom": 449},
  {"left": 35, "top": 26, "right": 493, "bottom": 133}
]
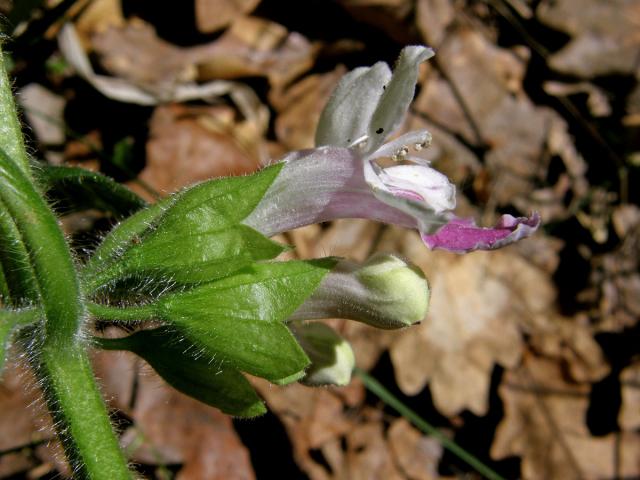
[
  {"left": 529, "top": 314, "right": 609, "bottom": 383},
  {"left": 91, "top": 348, "right": 137, "bottom": 413},
  {"left": 93, "top": 343, "right": 257, "bottom": 478},
  {"left": 504, "top": 0, "right": 533, "bottom": 18},
  {"left": 613, "top": 204, "right": 640, "bottom": 238},
  {"left": 138, "top": 103, "right": 264, "bottom": 195},
  {"left": 414, "top": 27, "right": 588, "bottom": 221},
  {"left": 415, "top": 0, "right": 455, "bottom": 47},
  {"left": 18, "top": 83, "right": 66, "bottom": 165},
  {"left": 91, "top": 19, "right": 202, "bottom": 92},
  {"left": 270, "top": 67, "right": 346, "bottom": 150},
  {"left": 388, "top": 418, "right": 442, "bottom": 480},
  {"left": 0, "top": 452, "right": 33, "bottom": 478},
  {"left": 0, "top": 363, "right": 52, "bottom": 452},
  {"left": 18, "top": 84, "right": 65, "bottom": 146},
  {"left": 512, "top": 233, "right": 564, "bottom": 275},
  {"left": 619, "top": 359, "right": 640, "bottom": 432},
  {"left": 543, "top": 81, "right": 612, "bottom": 117},
  {"left": 343, "top": 419, "right": 405, "bottom": 480},
  {"left": 95, "top": 350, "right": 255, "bottom": 479},
  {"left": 195, "top": 0, "right": 261, "bottom": 33},
  {"left": 74, "top": 0, "right": 125, "bottom": 45},
  {"left": 253, "top": 378, "right": 366, "bottom": 480},
  {"left": 58, "top": 23, "right": 248, "bottom": 105},
  {"left": 386, "top": 229, "right": 556, "bottom": 416},
  {"left": 580, "top": 206, "right": 640, "bottom": 332},
  {"left": 307, "top": 219, "right": 381, "bottom": 262},
  {"left": 335, "top": 0, "right": 416, "bottom": 44},
  {"left": 0, "top": 363, "right": 58, "bottom": 477},
  {"left": 75, "top": 14, "right": 317, "bottom": 99},
  {"left": 536, "top": 0, "right": 640, "bottom": 77},
  {"left": 197, "top": 16, "right": 318, "bottom": 88},
  {"left": 492, "top": 354, "right": 640, "bottom": 479}
]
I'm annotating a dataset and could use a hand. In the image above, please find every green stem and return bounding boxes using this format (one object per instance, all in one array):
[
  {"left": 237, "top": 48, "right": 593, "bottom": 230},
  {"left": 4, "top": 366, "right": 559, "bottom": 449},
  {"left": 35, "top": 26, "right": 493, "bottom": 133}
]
[
  {"left": 0, "top": 265, "right": 9, "bottom": 300},
  {"left": 89, "top": 302, "right": 157, "bottom": 323},
  {"left": 0, "top": 148, "right": 131, "bottom": 478},
  {"left": 0, "top": 203, "right": 39, "bottom": 302},
  {"left": 93, "top": 335, "right": 136, "bottom": 351},
  {"left": 354, "top": 368, "right": 506, "bottom": 480},
  {"left": 0, "top": 148, "right": 82, "bottom": 341},
  {"left": 0, "top": 306, "right": 40, "bottom": 325},
  {"left": 35, "top": 347, "right": 132, "bottom": 478},
  {"left": 0, "top": 43, "right": 132, "bottom": 478},
  {"left": 0, "top": 44, "right": 30, "bottom": 177},
  {"left": 82, "top": 262, "right": 129, "bottom": 294}
]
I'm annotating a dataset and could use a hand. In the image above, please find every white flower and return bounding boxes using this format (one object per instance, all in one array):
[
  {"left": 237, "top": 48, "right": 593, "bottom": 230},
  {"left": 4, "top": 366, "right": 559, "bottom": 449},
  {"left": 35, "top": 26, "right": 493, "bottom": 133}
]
[{"left": 244, "top": 46, "right": 539, "bottom": 252}]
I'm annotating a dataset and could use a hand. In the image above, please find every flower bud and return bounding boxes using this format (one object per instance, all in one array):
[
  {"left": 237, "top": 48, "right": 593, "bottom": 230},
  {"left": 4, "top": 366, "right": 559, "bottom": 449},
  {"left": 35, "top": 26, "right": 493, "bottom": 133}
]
[
  {"left": 291, "top": 322, "right": 355, "bottom": 387},
  {"left": 290, "top": 253, "right": 430, "bottom": 329}
]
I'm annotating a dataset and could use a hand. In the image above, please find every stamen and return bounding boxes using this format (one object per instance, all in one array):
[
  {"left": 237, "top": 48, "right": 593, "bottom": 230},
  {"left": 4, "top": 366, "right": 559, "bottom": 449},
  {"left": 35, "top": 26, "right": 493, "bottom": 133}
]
[
  {"left": 414, "top": 133, "right": 432, "bottom": 151},
  {"left": 392, "top": 146, "right": 409, "bottom": 161}
]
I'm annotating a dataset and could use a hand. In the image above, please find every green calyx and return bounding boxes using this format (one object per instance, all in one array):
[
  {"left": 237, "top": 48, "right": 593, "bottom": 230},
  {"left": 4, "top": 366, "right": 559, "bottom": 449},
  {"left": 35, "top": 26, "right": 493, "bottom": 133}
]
[
  {"left": 96, "top": 328, "right": 266, "bottom": 417},
  {"left": 91, "top": 258, "right": 337, "bottom": 402},
  {"left": 83, "top": 163, "right": 285, "bottom": 291}
]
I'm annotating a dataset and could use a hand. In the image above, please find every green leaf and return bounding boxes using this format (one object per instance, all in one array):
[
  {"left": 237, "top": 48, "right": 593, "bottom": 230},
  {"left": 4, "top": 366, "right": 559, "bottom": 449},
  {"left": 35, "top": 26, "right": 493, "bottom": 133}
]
[
  {"left": 0, "top": 207, "right": 39, "bottom": 301},
  {"left": 84, "top": 164, "right": 285, "bottom": 289},
  {"left": 0, "top": 49, "right": 30, "bottom": 177},
  {"left": 175, "top": 319, "right": 308, "bottom": 384},
  {"left": 156, "top": 163, "right": 284, "bottom": 233},
  {"left": 86, "top": 200, "right": 171, "bottom": 270},
  {"left": 36, "top": 165, "right": 147, "bottom": 218},
  {"left": 0, "top": 264, "right": 9, "bottom": 299},
  {"left": 97, "top": 328, "right": 266, "bottom": 417},
  {"left": 119, "top": 224, "right": 286, "bottom": 284},
  {"left": 110, "top": 137, "right": 136, "bottom": 175},
  {"left": 162, "top": 259, "right": 336, "bottom": 321},
  {"left": 158, "top": 259, "right": 336, "bottom": 382}
]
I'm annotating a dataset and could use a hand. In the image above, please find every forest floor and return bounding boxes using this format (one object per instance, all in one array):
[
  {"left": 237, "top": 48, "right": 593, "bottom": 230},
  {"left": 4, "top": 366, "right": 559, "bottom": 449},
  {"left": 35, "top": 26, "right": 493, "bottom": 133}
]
[{"left": 1, "top": 0, "right": 639, "bottom": 479}]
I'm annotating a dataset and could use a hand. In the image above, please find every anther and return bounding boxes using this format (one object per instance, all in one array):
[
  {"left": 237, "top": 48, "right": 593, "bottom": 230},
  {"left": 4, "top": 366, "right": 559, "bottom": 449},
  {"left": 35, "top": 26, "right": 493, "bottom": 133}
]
[
  {"left": 392, "top": 146, "right": 409, "bottom": 161},
  {"left": 414, "top": 134, "right": 432, "bottom": 151}
]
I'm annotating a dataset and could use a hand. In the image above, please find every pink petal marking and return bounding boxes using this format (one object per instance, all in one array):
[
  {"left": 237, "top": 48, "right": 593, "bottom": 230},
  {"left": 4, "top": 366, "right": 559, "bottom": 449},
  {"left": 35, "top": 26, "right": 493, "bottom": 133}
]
[{"left": 421, "top": 213, "right": 541, "bottom": 253}]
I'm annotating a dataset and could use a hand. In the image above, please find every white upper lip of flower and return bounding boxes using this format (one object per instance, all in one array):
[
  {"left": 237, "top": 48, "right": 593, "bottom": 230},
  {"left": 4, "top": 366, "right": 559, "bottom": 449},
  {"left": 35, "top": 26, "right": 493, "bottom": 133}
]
[
  {"left": 314, "top": 46, "right": 458, "bottom": 232},
  {"left": 315, "top": 46, "right": 435, "bottom": 154}
]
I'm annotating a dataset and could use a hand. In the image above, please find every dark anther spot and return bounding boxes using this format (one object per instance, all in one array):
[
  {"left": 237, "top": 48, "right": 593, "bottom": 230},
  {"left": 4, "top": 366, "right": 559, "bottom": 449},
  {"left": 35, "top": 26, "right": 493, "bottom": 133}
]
[
  {"left": 347, "top": 138, "right": 351, "bottom": 143},
  {"left": 376, "top": 128, "right": 384, "bottom": 134},
  {"left": 383, "top": 85, "right": 387, "bottom": 90}
]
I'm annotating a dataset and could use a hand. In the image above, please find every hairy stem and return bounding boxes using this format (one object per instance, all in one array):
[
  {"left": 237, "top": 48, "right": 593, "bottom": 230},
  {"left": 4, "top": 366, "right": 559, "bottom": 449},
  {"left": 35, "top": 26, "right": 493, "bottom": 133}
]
[
  {"left": 0, "top": 203, "right": 39, "bottom": 302},
  {"left": 89, "top": 302, "right": 157, "bottom": 322},
  {"left": 0, "top": 44, "right": 30, "bottom": 177},
  {"left": 35, "top": 346, "right": 132, "bottom": 479},
  {"left": 0, "top": 43, "right": 132, "bottom": 479}
]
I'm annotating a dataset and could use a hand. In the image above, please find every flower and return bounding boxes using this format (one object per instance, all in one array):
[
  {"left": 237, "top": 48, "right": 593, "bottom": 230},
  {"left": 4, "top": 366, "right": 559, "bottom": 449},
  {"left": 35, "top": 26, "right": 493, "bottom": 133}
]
[
  {"left": 289, "top": 254, "right": 430, "bottom": 330},
  {"left": 290, "top": 322, "right": 355, "bottom": 387},
  {"left": 243, "top": 46, "right": 539, "bottom": 252}
]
